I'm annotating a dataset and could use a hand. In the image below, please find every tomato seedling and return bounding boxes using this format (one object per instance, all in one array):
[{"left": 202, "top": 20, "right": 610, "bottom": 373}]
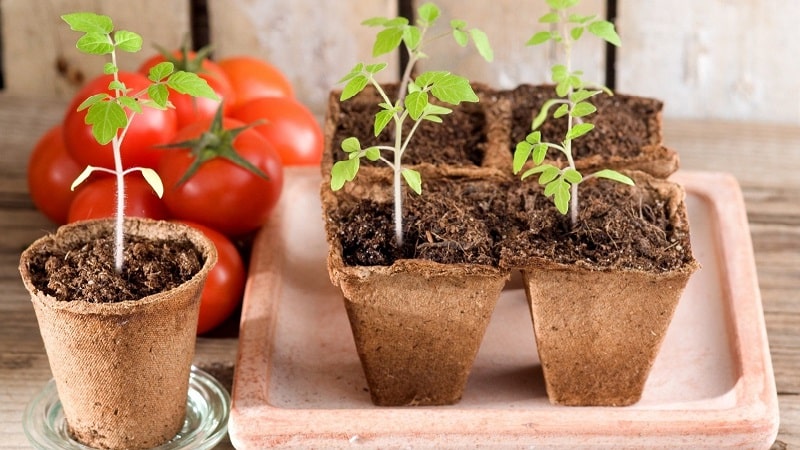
[
  {"left": 62, "top": 12, "right": 218, "bottom": 271},
  {"left": 329, "top": 1, "right": 493, "bottom": 246},
  {"left": 512, "top": 0, "right": 632, "bottom": 227}
]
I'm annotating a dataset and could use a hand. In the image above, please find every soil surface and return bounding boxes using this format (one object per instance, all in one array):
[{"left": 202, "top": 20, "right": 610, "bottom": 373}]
[
  {"left": 26, "top": 232, "right": 203, "bottom": 303},
  {"left": 329, "top": 176, "right": 513, "bottom": 267},
  {"left": 500, "top": 176, "right": 694, "bottom": 272},
  {"left": 505, "top": 84, "right": 662, "bottom": 161},
  {"left": 331, "top": 85, "right": 488, "bottom": 167}
]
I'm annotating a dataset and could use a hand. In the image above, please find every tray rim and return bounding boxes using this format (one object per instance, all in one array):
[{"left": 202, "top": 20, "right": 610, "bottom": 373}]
[{"left": 228, "top": 168, "right": 779, "bottom": 448}]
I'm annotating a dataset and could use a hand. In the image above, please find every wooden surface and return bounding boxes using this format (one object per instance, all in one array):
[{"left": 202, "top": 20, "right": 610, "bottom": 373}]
[{"left": 0, "top": 94, "right": 798, "bottom": 448}]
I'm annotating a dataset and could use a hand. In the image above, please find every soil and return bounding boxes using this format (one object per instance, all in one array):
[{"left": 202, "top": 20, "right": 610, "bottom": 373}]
[
  {"left": 329, "top": 176, "right": 513, "bottom": 267},
  {"left": 331, "top": 173, "right": 693, "bottom": 273},
  {"left": 331, "top": 84, "right": 488, "bottom": 167},
  {"left": 505, "top": 84, "right": 662, "bottom": 161},
  {"left": 26, "top": 232, "right": 203, "bottom": 303},
  {"left": 500, "top": 176, "right": 694, "bottom": 272}
]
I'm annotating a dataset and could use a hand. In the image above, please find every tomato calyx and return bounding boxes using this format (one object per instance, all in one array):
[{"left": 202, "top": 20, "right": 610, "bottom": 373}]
[{"left": 163, "top": 106, "right": 269, "bottom": 185}]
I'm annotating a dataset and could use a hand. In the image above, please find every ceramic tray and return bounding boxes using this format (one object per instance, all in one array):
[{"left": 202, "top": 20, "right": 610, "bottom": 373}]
[{"left": 228, "top": 167, "right": 779, "bottom": 449}]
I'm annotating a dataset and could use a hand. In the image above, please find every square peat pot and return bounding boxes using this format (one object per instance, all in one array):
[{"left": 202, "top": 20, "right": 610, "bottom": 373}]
[{"left": 228, "top": 167, "right": 778, "bottom": 449}]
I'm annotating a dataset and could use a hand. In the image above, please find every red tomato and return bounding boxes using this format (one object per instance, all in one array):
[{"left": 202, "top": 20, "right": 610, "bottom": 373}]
[
  {"left": 159, "top": 117, "right": 283, "bottom": 237},
  {"left": 27, "top": 125, "right": 84, "bottom": 224},
  {"left": 173, "top": 220, "right": 246, "bottom": 335},
  {"left": 63, "top": 71, "right": 178, "bottom": 170},
  {"left": 67, "top": 175, "right": 170, "bottom": 223},
  {"left": 137, "top": 51, "right": 235, "bottom": 129},
  {"left": 217, "top": 56, "right": 293, "bottom": 107},
  {"left": 229, "top": 96, "right": 323, "bottom": 166}
]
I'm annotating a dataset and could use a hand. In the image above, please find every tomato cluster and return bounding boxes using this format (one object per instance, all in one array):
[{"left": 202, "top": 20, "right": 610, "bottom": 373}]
[{"left": 27, "top": 52, "right": 323, "bottom": 335}]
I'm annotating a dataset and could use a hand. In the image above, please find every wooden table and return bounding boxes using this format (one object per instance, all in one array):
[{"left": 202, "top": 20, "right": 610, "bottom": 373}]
[{"left": 1, "top": 94, "right": 797, "bottom": 448}]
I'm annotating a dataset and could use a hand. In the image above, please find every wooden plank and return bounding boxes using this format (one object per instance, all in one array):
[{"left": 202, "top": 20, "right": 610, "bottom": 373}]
[
  {"left": 414, "top": 0, "right": 608, "bottom": 90},
  {"left": 617, "top": 0, "right": 800, "bottom": 124},
  {"left": 206, "top": 0, "right": 397, "bottom": 116},
  {"left": 1, "top": 0, "right": 190, "bottom": 100}
]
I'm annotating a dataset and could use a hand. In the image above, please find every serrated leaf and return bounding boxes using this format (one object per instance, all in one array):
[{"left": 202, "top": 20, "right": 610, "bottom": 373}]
[
  {"left": 526, "top": 31, "right": 553, "bottom": 46},
  {"left": 587, "top": 20, "right": 621, "bottom": 46},
  {"left": 108, "top": 80, "right": 126, "bottom": 93},
  {"left": 341, "top": 136, "right": 361, "bottom": 153},
  {"left": 533, "top": 143, "right": 549, "bottom": 164},
  {"left": 415, "top": 70, "right": 448, "bottom": 87},
  {"left": 452, "top": 28, "right": 468, "bottom": 47},
  {"left": 70, "top": 165, "right": 98, "bottom": 191},
  {"left": 402, "top": 169, "right": 422, "bottom": 195},
  {"left": 430, "top": 74, "right": 477, "bottom": 104},
  {"left": 405, "top": 91, "right": 429, "bottom": 120},
  {"left": 513, "top": 141, "right": 533, "bottom": 174},
  {"left": 365, "top": 147, "right": 381, "bottom": 161},
  {"left": 554, "top": 103, "right": 569, "bottom": 118},
  {"left": 117, "top": 96, "right": 142, "bottom": 114},
  {"left": 85, "top": 101, "right": 127, "bottom": 145},
  {"left": 139, "top": 168, "right": 164, "bottom": 197},
  {"left": 330, "top": 159, "right": 359, "bottom": 191},
  {"left": 418, "top": 2, "right": 440, "bottom": 25},
  {"left": 539, "top": 165, "right": 561, "bottom": 184},
  {"left": 566, "top": 122, "right": 595, "bottom": 140},
  {"left": 76, "top": 32, "right": 114, "bottom": 55},
  {"left": 539, "top": 12, "right": 559, "bottom": 23},
  {"left": 148, "top": 84, "right": 170, "bottom": 108},
  {"left": 563, "top": 168, "right": 583, "bottom": 184},
  {"left": 148, "top": 61, "right": 174, "bottom": 82},
  {"left": 470, "top": 28, "right": 493, "bottom": 61},
  {"left": 593, "top": 169, "right": 634, "bottom": 185},
  {"left": 76, "top": 93, "right": 108, "bottom": 111},
  {"left": 572, "top": 101, "right": 597, "bottom": 117},
  {"left": 167, "top": 71, "right": 218, "bottom": 100},
  {"left": 374, "top": 109, "right": 394, "bottom": 136},
  {"left": 114, "top": 30, "right": 142, "bottom": 52},
  {"left": 103, "top": 62, "right": 117, "bottom": 74},
  {"left": 340, "top": 75, "right": 369, "bottom": 101},
  {"left": 62, "top": 13, "right": 113, "bottom": 34},
  {"left": 373, "top": 27, "right": 404, "bottom": 57},
  {"left": 403, "top": 26, "right": 422, "bottom": 51}
]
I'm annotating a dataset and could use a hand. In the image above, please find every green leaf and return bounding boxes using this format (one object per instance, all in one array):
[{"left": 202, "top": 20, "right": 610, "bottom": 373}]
[
  {"left": 330, "top": 159, "right": 359, "bottom": 191},
  {"left": 430, "top": 73, "right": 478, "bottom": 104},
  {"left": 539, "top": 165, "right": 561, "bottom": 184},
  {"left": 415, "top": 70, "right": 448, "bottom": 87},
  {"left": 532, "top": 98, "right": 565, "bottom": 130},
  {"left": 113, "top": 30, "right": 142, "bottom": 52},
  {"left": 587, "top": 20, "right": 621, "bottom": 46},
  {"left": 402, "top": 169, "right": 422, "bottom": 195},
  {"left": 340, "top": 74, "right": 369, "bottom": 101},
  {"left": 70, "top": 165, "right": 98, "bottom": 191},
  {"left": 338, "top": 63, "right": 363, "bottom": 83},
  {"left": 374, "top": 109, "right": 394, "bottom": 136},
  {"left": 139, "top": 168, "right": 164, "bottom": 198},
  {"left": 365, "top": 147, "right": 381, "bottom": 161},
  {"left": 167, "top": 71, "right": 219, "bottom": 100},
  {"left": 117, "top": 96, "right": 142, "bottom": 114},
  {"left": 361, "top": 17, "right": 389, "bottom": 27},
  {"left": 553, "top": 181, "right": 571, "bottom": 214},
  {"left": 554, "top": 103, "right": 569, "bottom": 118},
  {"left": 570, "top": 89, "right": 602, "bottom": 103},
  {"left": 566, "top": 122, "right": 595, "bottom": 140},
  {"left": 403, "top": 26, "right": 422, "bottom": 51},
  {"left": 341, "top": 136, "right": 362, "bottom": 153},
  {"left": 470, "top": 28, "right": 493, "bottom": 61},
  {"left": 373, "top": 27, "right": 404, "bottom": 57},
  {"left": 76, "top": 32, "right": 114, "bottom": 55},
  {"left": 526, "top": 31, "right": 553, "bottom": 46},
  {"left": 423, "top": 115, "right": 442, "bottom": 123},
  {"left": 551, "top": 64, "right": 568, "bottom": 82},
  {"left": 418, "top": 2, "right": 440, "bottom": 25},
  {"left": 62, "top": 13, "right": 113, "bottom": 34},
  {"left": 569, "top": 14, "right": 596, "bottom": 24},
  {"left": 571, "top": 101, "right": 597, "bottom": 118},
  {"left": 539, "top": 12, "right": 559, "bottom": 23},
  {"left": 76, "top": 93, "right": 108, "bottom": 112},
  {"left": 148, "top": 61, "right": 174, "bottom": 82},
  {"left": 108, "top": 80, "right": 126, "bottom": 93},
  {"left": 520, "top": 164, "right": 552, "bottom": 181},
  {"left": 533, "top": 143, "right": 549, "bottom": 164},
  {"left": 556, "top": 80, "right": 570, "bottom": 97},
  {"left": 365, "top": 63, "right": 387, "bottom": 74},
  {"left": 405, "top": 91, "right": 429, "bottom": 120},
  {"left": 513, "top": 141, "right": 533, "bottom": 174},
  {"left": 103, "top": 62, "right": 117, "bottom": 74},
  {"left": 563, "top": 168, "right": 583, "bottom": 184},
  {"left": 570, "top": 26, "right": 584, "bottom": 41},
  {"left": 148, "top": 84, "right": 170, "bottom": 108},
  {"left": 526, "top": 130, "right": 542, "bottom": 144},
  {"left": 85, "top": 101, "right": 128, "bottom": 145},
  {"left": 452, "top": 28, "right": 468, "bottom": 47},
  {"left": 450, "top": 19, "right": 466, "bottom": 30},
  {"left": 547, "top": 0, "right": 580, "bottom": 9},
  {"left": 593, "top": 169, "right": 635, "bottom": 185}
]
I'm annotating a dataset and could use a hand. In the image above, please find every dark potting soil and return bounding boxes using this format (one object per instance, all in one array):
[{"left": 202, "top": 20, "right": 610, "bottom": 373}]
[
  {"left": 331, "top": 85, "right": 488, "bottom": 167},
  {"left": 500, "top": 177, "right": 694, "bottom": 272},
  {"left": 330, "top": 177, "right": 512, "bottom": 267},
  {"left": 506, "top": 84, "right": 662, "bottom": 161},
  {"left": 26, "top": 233, "right": 203, "bottom": 303}
]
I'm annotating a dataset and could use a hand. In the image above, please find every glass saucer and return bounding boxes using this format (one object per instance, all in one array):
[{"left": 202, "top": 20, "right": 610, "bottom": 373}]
[{"left": 23, "top": 366, "right": 230, "bottom": 450}]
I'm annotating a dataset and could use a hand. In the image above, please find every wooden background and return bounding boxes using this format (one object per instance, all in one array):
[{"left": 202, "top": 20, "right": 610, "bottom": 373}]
[{"left": 3, "top": 0, "right": 799, "bottom": 123}]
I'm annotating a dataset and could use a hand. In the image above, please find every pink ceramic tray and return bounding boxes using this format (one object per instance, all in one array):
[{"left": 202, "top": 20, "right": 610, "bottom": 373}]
[{"left": 228, "top": 168, "right": 778, "bottom": 448}]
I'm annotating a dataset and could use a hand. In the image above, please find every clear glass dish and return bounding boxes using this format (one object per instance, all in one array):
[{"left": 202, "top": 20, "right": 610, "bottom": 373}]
[{"left": 23, "top": 366, "right": 230, "bottom": 450}]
